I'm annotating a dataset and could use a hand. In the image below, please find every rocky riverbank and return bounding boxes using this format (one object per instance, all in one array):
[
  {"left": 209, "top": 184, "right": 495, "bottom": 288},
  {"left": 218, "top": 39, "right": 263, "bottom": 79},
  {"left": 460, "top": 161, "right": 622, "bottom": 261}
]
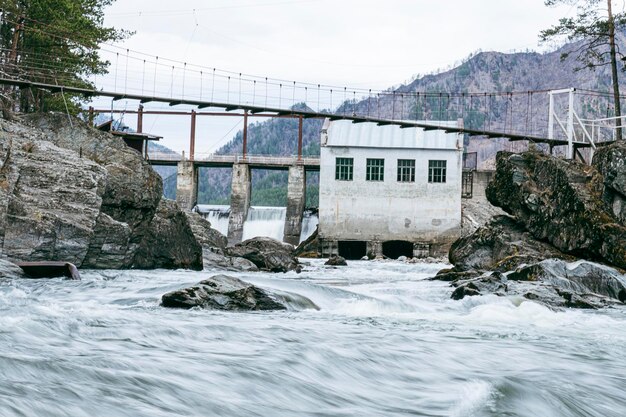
[
  {"left": 436, "top": 143, "right": 626, "bottom": 309},
  {"left": 0, "top": 113, "right": 203, "bottom": 270}
]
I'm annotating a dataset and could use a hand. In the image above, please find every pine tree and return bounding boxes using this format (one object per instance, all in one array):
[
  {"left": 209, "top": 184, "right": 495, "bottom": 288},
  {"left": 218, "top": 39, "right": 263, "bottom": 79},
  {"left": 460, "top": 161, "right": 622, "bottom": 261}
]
[{"left": 0, "top": 0, "right": 130, "bottom": 113}]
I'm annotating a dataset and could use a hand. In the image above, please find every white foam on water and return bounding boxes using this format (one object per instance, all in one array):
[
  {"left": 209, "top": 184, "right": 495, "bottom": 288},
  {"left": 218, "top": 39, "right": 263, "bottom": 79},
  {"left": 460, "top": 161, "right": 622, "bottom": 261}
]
[{"left": 449, "top": 380, "right": 495, "bottom": 417}]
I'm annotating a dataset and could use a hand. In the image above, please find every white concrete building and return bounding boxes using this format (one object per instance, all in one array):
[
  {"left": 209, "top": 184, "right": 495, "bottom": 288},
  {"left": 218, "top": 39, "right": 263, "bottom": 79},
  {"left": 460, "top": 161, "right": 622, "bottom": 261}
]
[{"left": 318, "top": 119, "right": 463, "bottom": 259}]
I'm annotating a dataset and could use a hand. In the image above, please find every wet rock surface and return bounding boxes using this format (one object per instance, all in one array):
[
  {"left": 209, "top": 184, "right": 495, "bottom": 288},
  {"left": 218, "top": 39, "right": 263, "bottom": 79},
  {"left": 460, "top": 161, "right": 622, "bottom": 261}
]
[
  {"left": 0, "top": 114, "right": 199, "bottom": 270},
  {"left": 449, "top": 215, "right": 573, "bottom": 272},
  {"left": 593, "top": 140, "right": 626, "bottom": 224},
  {"left": 486, "top": 150, "right": 626, "bottom": 269},
  {"left": 439, "top": 145, "right": 626, "bottom": 309},
  {"left": 132, "top": 199, "right": 203, "bottom": 270},
  {"left": 161, "top": 274, "right": 287, "bottom": 311},
  {"left": 226, "top": 237, "right": 299, "bottom": 272},
  {"left": 450, "top": 259, "right": 626, "bottom": 309},
  {"left": 324, "top": 255, "right": 347, "bottom": 266}
]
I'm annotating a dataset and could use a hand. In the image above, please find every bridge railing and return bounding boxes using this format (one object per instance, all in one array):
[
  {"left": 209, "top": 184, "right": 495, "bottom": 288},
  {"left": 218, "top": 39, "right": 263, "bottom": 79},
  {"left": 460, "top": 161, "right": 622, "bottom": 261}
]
[
  {"left": 580, "top": 115, "right": 626, "bottom": 144},
  {"left": 147, "top": 152, "right": 320, "bottom": 165}
]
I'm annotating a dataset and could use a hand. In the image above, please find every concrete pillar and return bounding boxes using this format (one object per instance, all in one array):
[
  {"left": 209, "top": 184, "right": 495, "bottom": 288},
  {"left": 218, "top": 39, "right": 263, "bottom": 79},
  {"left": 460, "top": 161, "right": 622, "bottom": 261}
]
[
  {"left": 176, "top": 160, "right": 197, "bottom": 212},
  {"left": 366, "top": 241, "right": 383, "bottom": 258},
  {"left": 227, "top": 163, "right": 251, "bottom": 245},
  {"left": 283, "top": 165, "right": 306, "bottom": 245}
]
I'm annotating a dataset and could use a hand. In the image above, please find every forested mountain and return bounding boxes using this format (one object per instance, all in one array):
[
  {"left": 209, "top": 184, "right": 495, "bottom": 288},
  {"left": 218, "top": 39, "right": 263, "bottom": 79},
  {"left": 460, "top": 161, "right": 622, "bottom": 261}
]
[{"left": 169, "top": 36, "right": 626, "bottom": 205}]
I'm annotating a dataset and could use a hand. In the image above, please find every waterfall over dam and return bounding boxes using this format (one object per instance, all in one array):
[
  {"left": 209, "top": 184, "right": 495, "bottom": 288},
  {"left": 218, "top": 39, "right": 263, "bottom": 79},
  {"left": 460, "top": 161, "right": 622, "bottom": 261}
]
[{"left": 195, "top": 205, "right": 317, "bottom": 244}]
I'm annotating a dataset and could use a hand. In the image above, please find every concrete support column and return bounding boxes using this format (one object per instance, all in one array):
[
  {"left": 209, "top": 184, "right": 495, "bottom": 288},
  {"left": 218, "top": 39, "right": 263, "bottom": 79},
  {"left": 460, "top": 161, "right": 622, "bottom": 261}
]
[
  {"left": 283, "top": 165, "right": 306, "bottom": 245},
  {"left": 176, "top": 160, "right": 198, "bottom": 212},
  {"left": 366, "top": 241, "right": 383, "bottom": 258},
  {"left": 227, "top": 163, "right": 251, "bottom": 245}
]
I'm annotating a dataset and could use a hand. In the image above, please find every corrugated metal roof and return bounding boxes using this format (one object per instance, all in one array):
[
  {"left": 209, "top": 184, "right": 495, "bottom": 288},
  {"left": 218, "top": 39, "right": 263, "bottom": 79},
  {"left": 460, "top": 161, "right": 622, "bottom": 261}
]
[{"left": 324, "top": 120, "right": 460, "bottom": 149}]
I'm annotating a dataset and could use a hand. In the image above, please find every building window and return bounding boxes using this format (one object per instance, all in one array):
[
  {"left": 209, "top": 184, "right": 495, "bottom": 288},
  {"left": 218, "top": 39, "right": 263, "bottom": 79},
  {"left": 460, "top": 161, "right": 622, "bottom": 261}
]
[
  {"left": 335, "top": 157, "right": 353, "bottom": 181},
  {"left": 366, "top": 158, "right": 385, "bottom": 181},
  {"left": 397, "top": 159, "right": 415, "bottom": 182},
  {"left": 428, "top": 160, "right": 447, "bottom": 183}
]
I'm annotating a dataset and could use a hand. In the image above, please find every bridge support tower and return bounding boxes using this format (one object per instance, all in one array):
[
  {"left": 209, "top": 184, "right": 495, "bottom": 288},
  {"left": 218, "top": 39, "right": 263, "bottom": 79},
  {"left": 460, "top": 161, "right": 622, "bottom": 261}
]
[
  {"left": 176, "top": 160, "right": 198, "bottom": 212},
  {"left": 283, "top": 165, "right": 306, "bottom": 245},
  {"left": 227, "top": 163, "right": 251, "bottom": 245}
]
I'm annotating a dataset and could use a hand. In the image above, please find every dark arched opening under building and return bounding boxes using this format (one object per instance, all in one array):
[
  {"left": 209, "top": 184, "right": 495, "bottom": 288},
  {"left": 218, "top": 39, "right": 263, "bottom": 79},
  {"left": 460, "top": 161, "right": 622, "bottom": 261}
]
[
  {"left": 338, "top": 241, "right": 367, "bottom": 260},
  {"left": 382, "top": 240, "right": 414, "bottom": 259}
]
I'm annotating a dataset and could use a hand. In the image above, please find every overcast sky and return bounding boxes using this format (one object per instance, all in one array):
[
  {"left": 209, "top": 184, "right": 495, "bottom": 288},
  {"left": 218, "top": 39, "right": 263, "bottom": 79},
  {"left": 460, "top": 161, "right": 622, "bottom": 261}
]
[{"left": 97, "top": 0, "right": 577, "bottom": 154}]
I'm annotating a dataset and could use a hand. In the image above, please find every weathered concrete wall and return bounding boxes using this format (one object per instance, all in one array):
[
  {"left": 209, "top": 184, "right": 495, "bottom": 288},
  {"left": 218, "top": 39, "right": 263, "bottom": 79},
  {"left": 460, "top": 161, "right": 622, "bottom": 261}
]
[
  {"left": 176, "top": 160, "right": 198, "bottom": 212},
  {"left": 471, "top": 170, "right": 495, "bottom": 200},
  {"left": 227, "top": 163, "right": 251, "bottom": 245},
  {"left": 318, "top": 146, "right": 463, "bottom": 246},
  {"left": 283, "top": 165, "right": 306, "bottom": 245}
]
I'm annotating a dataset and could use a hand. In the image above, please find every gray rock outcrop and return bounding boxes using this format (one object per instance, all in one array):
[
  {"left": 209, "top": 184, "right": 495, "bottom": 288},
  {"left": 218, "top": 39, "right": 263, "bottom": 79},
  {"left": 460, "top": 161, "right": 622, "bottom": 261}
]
[
  {"left": 0, "top": 113, "right": 201, "bottom": 270},
  {"left": 486, "top": 150, "right": 626, "bottom": 269},
  {"left": 226, "top": 237, "right": 299, "bottom": 272},
  {"left": 593, "top": 140, "right": 626, "bottom": 224},
  {"left": 161, "top": 274, "right": 287, "bottom": 310},
  {"left": 438, "top": 144, "right": 626, "bottom": 309},
  {"left": 451, "top": 259, "right": 626, "bottom": 309},
  {"left": 132, "top": 199, "right": 203, "bottom": 270}
]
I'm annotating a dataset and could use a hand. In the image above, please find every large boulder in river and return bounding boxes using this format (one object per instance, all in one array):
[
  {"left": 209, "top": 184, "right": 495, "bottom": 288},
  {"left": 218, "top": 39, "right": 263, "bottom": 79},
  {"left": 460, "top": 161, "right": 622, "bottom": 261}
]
[
  {"left": 161, "top": 274, "right": 287, "bottom": 310},
  {"left": 184, "top": 212, "right": 228, "bottom": 250},
  {"left": 132, "top": 199, "right": 203, "bottom": 270},
  {"left": 449, "top": 215, "right": 573, "bottom": 272},
  {"left": 592, "top": 140, "right": 626, "bottom": 224},
  {"left": 486, "top": 150, "right": 626, "bottom": 269},
  {"left": 184, "top": 212, "right": 258, "bottom": 271},
  {"left": 0, "top": 113, "right": 200, "bottom": 270},
  {"left": 226, "top": 237, "right": 299, "bottom": 272}
]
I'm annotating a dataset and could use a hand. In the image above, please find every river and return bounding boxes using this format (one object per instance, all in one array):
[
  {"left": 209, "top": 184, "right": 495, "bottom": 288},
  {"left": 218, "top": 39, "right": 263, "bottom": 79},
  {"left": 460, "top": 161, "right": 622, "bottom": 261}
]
[{"left": 1, "top": 259, "right": 625, "bottom": 416}]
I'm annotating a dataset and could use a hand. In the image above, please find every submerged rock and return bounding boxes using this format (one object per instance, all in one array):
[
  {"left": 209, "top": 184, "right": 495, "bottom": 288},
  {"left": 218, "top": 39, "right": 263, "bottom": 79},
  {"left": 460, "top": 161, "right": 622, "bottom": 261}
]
[
  {"left": 0, "top": 258, "right": 24, "bottom": 279},
  {"left": 324, "top": 255, "right": 347, "bottom": 266},
  {"left": 226, "top": 237, "right": 299, "bottom": 272},
  {"left": 450, "top": 259, "right": 626, "bottom": 309},
  {"left": 161, "top": 274, "right": 287, "bottom": 311}
]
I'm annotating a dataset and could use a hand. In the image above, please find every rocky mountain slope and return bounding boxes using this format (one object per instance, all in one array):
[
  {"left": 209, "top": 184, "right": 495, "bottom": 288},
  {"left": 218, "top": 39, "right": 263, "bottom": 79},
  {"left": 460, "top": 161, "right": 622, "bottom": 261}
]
[{"left": 189, "top": 37, "right": 626, "bottom": 205}]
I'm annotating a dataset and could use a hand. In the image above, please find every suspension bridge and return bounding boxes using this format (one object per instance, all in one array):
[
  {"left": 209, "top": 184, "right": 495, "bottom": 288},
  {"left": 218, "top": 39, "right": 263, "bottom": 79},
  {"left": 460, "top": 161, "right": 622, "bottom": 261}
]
[{"left": 1, "top": 12, "right": 623, "bottom": 165}]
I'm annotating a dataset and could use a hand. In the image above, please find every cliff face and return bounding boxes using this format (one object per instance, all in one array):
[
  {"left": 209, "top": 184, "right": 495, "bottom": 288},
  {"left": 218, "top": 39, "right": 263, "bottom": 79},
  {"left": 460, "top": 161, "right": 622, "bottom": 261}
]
[{"left": 0, "top": 113, "right": 202, "bottom": 270}]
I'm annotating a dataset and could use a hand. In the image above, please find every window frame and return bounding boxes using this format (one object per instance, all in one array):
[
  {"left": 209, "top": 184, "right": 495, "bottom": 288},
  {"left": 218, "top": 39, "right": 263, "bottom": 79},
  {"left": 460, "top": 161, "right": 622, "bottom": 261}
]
[
  {"left": 335, "top": 157, "right": 354, "bottom": 181},
  {"left": 366, "top": 158, "right": 385, "bottom": 182},
  {"left": 428, "top": 159, "right": 447, "bottom": 183},
  {"left": 397, "top": 159, "right": 416, "bottom": 183}
]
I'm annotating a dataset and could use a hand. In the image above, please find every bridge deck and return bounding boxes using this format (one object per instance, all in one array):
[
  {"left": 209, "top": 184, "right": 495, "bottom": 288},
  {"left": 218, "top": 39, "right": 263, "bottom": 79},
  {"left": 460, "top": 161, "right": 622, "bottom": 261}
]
[
  {"left": 148, "top": 154, "right": 321, "bottom": 170},
  {"left": 0, "top": 77, "right": 608, "bottom": 149}
]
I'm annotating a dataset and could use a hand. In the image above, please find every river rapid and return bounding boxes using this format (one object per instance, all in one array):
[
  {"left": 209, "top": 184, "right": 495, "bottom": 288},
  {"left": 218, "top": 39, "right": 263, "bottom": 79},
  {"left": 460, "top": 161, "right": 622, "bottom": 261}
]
[{"left": 0, "top": 260, "right": 625, "bottom": 417}]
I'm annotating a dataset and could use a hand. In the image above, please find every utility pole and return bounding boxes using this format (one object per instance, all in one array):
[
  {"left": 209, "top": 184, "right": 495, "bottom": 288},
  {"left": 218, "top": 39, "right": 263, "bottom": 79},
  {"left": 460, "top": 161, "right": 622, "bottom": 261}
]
[
  {"left": 607, "top": 0, "right": 622, "bottom": 140},
  {"left": 8, "top": 15, "right": 25, "bottom": 65}
]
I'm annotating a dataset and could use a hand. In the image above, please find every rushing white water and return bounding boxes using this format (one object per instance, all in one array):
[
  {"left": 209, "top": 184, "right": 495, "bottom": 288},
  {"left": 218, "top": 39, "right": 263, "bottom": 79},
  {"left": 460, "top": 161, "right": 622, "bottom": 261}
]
[
  {"left": 242, "top": 206, "right": 286, "bottom": 241},
  {"left": 1, "top": 260, "right": 625, "bottom": 416},
  {"left": 195, "top": 205, "right": 318, "bottom": 243},
  {"left": 299, "top": 209, "right": 319, "bottom": 243},
  {"left": 195, "top": 204, "right": 230, "bottom": 236}
]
